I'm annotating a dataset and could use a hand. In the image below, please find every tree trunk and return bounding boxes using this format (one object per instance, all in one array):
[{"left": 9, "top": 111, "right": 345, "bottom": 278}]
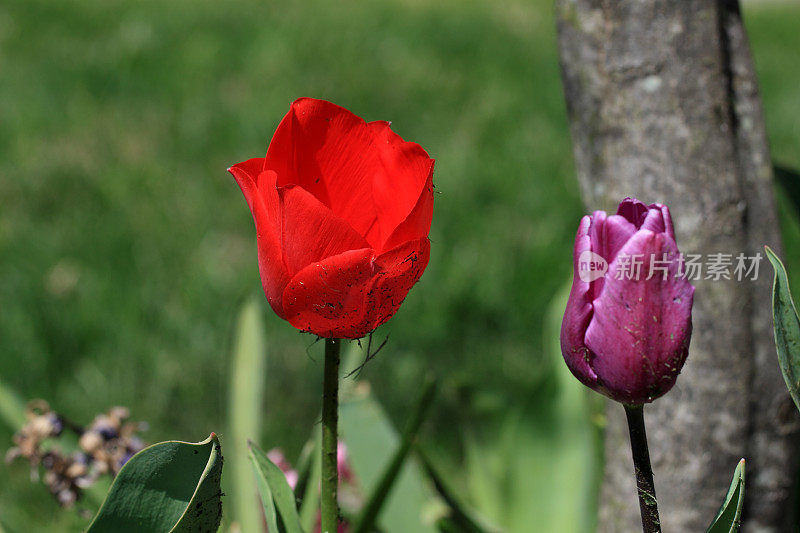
[{"left": 555, "top": 1, "right": 800, "bottom": 531}]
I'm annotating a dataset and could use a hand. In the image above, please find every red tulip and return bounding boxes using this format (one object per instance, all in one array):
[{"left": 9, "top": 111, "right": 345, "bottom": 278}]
[
  {"left": 560, "top": 198, "right": 694, "bottom": 404},
  {"left": 229, "top": 98, "right": 434, "bottom": 339}
]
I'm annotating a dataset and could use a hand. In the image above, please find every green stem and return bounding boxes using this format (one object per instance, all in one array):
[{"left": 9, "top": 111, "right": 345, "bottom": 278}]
[
  {"left": 320, "top": 338, "right": 341, "bottom": 533},
  {"left": 624, "top": 404, "right": 661, "bottom": 533}
]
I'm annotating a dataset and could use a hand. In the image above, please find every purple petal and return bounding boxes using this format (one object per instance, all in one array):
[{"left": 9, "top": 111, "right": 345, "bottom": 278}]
[
  {"left": 588, "top": 212, "right": 637, "bottom": 298},
  {"left": 584, "top": 230, "right": 694, "bottom": 403},
  {"left": 561, "top": 216, "right": 598, "bottom": 386},
  {"left": 640, "top": 208, "right": 666, "bottom": 235},
  {"left": 649, "top": 203, "right": 675, "bottom": 242},
  {"left": 616, "top": 197, "right": 649, "bottom": 227},
  {"left": 590, "top": 213, "right": 638, "bottom": 265}
]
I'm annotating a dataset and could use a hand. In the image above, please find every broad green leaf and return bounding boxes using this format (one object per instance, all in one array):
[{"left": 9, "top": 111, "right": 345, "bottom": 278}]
[
  {"left": 765, "top": 246, "right": 800, "bottom": 412},
  {"left": 228, "top": 298, "right": 267, "bottom": 533},
  {"left": 249, "top": 441, "right": 304, "bottom": 533},
  {"left": 87, "top": 434, "right": 223, "bottom": 532},
  {"left": 352, "top": 378, "right": 437, "bottom": 533},
  {"left": 339, "top": 382, "right": 439, "bottom": 533},
  {"left": 705, "top": 459, "right": 745, "bottom": 533}
]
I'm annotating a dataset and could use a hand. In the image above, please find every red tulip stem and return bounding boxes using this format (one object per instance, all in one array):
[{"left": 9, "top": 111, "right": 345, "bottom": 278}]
[
  {"left": 320, "top": 337, "right": 341, "bottom": 533},
  {"left": 624, "top": 404, "right": 662, "bottom": 533}
]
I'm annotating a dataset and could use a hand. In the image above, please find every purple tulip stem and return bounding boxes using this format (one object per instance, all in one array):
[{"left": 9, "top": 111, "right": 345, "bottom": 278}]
[
  {"left": 321, "top": 337, "right": 341, "bottom": 533},
  {"left": 624, "top": 404, "right": 662, "bottom": 533}
]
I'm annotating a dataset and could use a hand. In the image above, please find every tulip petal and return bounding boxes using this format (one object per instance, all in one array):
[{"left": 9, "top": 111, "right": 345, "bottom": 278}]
[
  {"left": 616, "top": 197, "right": 649, "bottom": 227},
  {"left": 585, "top": 230, "right": 694, "bottom": 403},
  {"left": 640, "top": 207, "right": 666, "bottom": 236},
  {"left": 277, "top": 184, "right": 371, "bottom": 276},
  {"left": 229, "top": 161, "right": 290, "bottom": 318},
  {"left": 281, "top": 248, "right": 376, "bottom": 339},
  {"left": 229, "top": 161, "right": 282, "bottom": 232},
  {"left": 381, "top": 169, "right": 434, "bottom": 253},
  {"left": 266, "top": 99, "right": 374, "bottom": 239},
  {"left": 280, "top": 239, "right": 430, "bottom": 339},
  {"left": 368, "top": 121, "right": 435, "bottom": 250},
  {"left": 266, "top": 98, "right": 432, "bottom": 250},
  {"left": 649, "top": 203, "right": 675, "bottom": 242},
  {"left": 588, "top": 212, "right": 636, "bottom": 299},
  {"left": 363, "top": 237, "right": 430, "bottom": 331},
  {"left": 589, "top": 212, "right": 637, "bottom": 264},
  {"left": 561, "top": 216, "right": 598, "bottom": 387},
  {"left": 228, "top": 158, "right": 264, "bottom": 216}
]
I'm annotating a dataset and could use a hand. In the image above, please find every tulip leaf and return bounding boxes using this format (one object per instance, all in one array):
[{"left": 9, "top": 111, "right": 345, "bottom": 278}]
[
  {"left": 296, "top": 430, "right": 322, "bottom": 532},
  {"left": 416, "top": 450, "right": 495, "bottom": 533},
  {"left": 87, "top": 434, "right": 223, "bottom": 533},
  {"left": 339, "top": 382, "right": 439, "bottom": 533},
  {"left": 765, "top": 246, "right": 800, "bottom": 413},
  {"left": 705, "top": 459, "right": 745, "bottom": 533},
  {"left": 227, "top": 298, "right": 267, "bottom": 533},
  {"left": 248, "top": 441, "right": 304, "bottom": 533},
  {"left": 351, "top": 377, "right": 437, "bottom": 533}
]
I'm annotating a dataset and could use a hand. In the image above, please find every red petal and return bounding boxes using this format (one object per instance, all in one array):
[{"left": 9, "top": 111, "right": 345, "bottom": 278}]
[
  {"left": 228, "top": 161, "right": 290, "bottom": 318},
  {"left": 363, "top": 237, "right": 430, "bottom": 331},
  {"left": 381, "top": 163, "right": 434, "bottom": 253},
  {"left": 281, "top": 248, "right": 376, "bottom": 338},
  {"left": 280, "top": 238, "right": 430, "bottom": 339},
  {"left": 367, "top": 121, "right": 434, "bottom": 251},
  {"left": 277, "top": 184, "right": 371, "bottom": 276},
  {"left": 265, "top": 98, "right": 433, "bottom": 250},
  {"left": 228, "top": 158, "right": 265, "bottom": 216}
]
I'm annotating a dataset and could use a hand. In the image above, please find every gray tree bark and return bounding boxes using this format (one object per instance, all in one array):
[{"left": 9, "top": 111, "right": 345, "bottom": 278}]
[{"left": 555, "top": 1, "right": 800, "bottom": 531}]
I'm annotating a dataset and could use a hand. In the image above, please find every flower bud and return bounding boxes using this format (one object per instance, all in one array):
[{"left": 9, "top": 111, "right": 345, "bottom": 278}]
[{"left": 560, "top": 197, "right": 694, "bottom": 404}]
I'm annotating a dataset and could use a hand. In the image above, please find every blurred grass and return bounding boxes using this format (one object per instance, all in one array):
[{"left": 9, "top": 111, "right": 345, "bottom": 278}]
[
  {"left": 0, "top": 0, "right": 798, "bottom": 530},
  {"left": 226, "top": 298, "right": 266, "bottom": 533}
]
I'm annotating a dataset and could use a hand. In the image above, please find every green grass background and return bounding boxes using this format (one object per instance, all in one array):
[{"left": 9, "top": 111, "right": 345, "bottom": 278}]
[{"left": 0, "top": 0, "right": 798, "bottom": 530}]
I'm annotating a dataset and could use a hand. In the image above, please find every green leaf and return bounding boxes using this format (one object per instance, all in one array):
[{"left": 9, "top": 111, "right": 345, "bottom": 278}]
[
  {"left": 297, "top": 430, "right": 322, "bottom": 532},
  {"left": 87, "top": 433, "right": 223, "bottom": 533},
  {"left": 227, "top": 298, "right": 267, "bottom": 533},
  {"left": 249, "top": 441, "right": 304, "bottom": 533},
  {"left": 339, "top": 381, "right": 439, "bottom": 533},
  {"left": 765, "top": 246, "right": 800, "bottom": 413},
  {"left": 416, "top": 450, "right": 494, "bottom": 533},
  {"left": 352, "top": 377, "right": 437, "bottom": 533},
  {"left": 706, "top": 459, "right": 745, "bottom": 533}
]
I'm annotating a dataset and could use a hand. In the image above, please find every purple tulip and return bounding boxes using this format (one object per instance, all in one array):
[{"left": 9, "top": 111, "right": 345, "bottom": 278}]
[{"left": 561, "top": 197, "right": 694, "bottom": 404}]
